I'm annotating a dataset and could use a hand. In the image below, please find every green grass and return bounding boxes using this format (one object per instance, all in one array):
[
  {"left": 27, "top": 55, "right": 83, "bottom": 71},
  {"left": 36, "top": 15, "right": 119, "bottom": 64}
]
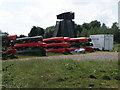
[
  {"left": 46, "top": 52, "right": 72, "bottom": 56},
  {"left": 2, "top": 59, "right": 119, "bottom": 88},
  {"left": 14, "top": 52, "right": 83, "bottom": 59},
  {"left": 114, "top": 43, "right": 120, "bottom": 52}
]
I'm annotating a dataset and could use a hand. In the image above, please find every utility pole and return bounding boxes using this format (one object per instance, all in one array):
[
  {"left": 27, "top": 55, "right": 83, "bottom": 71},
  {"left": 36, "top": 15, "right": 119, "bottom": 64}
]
[{"left": 118, "top": 1, "right": 120, "bottom": 29}]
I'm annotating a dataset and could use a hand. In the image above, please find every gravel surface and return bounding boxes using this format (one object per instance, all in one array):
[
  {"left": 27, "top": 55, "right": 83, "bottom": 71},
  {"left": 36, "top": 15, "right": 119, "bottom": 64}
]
[{"left": 3, "top": 52, "right": 118, "bottom": 62}]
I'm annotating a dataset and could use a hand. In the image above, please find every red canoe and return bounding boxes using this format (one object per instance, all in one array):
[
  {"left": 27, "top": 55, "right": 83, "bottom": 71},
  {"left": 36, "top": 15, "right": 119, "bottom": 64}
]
[
  {"left": 43, "top": 37, "right": 91, "bottom": 42},
  {"left": 14, "top": 42, "right": 46, "bottom": 47},
  {"left": 84, "top": 47, "right": 94, "bottom": 51},
  {"left": 43, "top": 37, "right": 64, "bottom": 42},
  {"left": 46, "top": 43, "right": 70, "bottom": 47},
  {"left": 8, "top": 35, "right": 17, "bottom": 40},
  {"left": 63, "top": 37, "right": 70, "bottom": 41},
  {"left": 46, "top": 48, "right": 70, "bottom": 53},
  {"left": 7, "top": 48, "right": 18, "bottom": 54},
  {"left": 69, "top": 38, "right": 91, "bottom": 41},
  {"left": 67, "top": 48, "right": 80, "bottom": 51}
]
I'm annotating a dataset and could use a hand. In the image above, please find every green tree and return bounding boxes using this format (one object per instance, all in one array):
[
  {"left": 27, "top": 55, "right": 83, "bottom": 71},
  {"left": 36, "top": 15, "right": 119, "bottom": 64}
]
[
  {"left": 111, "top": 22, "right": 120, "bottom": 43},
  {"left": 44, "top": 26, "right": 55, "bottom": 38},
  {"left": 28, "top": 26, "right": 44, "bottom": 37},
  {"left": 90, "top": 20, "right": 101, "bottom": 28},
  {"left": 80, "top": 29, "right": 88, "bottom": 37},
  {"left": 19, "top": 34, "right": 27, "bottom": 38},
  {"left": 82, "top": 23, "right": 90, "bottom": 30},
  {"left": 99, "top": 23, "right": 108, "bottom": 34},
  {"left": 37, "top": 27, "right": 44, "bottom": 36},
  {"left": 75, "top": 24, "right": 83, "bottom": 37}
]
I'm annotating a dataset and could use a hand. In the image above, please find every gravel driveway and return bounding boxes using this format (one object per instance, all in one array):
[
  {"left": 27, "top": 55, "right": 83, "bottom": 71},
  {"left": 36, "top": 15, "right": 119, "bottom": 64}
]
[{"left": 3, "top": 52, "right": 118, "bottom": 62}]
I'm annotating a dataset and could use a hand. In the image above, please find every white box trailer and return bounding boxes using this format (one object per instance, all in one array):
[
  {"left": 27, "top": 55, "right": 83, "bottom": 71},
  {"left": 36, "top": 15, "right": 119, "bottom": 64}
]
[{"left": 90, "top": 34, "right": 113, "bottom": 51}]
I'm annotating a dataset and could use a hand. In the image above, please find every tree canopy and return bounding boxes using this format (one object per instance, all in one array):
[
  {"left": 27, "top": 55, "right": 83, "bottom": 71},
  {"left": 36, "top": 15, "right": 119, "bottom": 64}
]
[
  {"left": 42, "top": 20, "right": 119, "bottom": 43},
  {"left": 28, "top": 26, "right": 44, "bottom": 37},
  {"left": 2, "top": 20, "right": 119, "bottom": 43},
  {"left": 44, "top": 26, "right": 55, "bottom": 38}
]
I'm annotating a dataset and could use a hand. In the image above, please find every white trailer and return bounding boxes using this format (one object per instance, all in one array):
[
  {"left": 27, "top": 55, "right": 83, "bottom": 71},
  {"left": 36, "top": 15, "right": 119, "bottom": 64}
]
[{"left": 90, "top": 34, "right": 113, "bottom": 51}]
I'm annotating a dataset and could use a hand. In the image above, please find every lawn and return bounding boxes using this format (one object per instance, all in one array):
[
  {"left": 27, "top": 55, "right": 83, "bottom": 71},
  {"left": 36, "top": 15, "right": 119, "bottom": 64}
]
[
  {"left": 2, "top": 58, "right": 119, "bottom": 88},
  {"left": 114, "top": 42, "right": 120, "bottom": 52}
]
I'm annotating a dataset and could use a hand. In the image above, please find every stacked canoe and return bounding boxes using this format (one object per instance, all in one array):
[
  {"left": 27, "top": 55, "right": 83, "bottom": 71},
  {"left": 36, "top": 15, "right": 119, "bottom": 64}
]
[{"left": 43, "top": 37, "right": 94, "bottom": 53}]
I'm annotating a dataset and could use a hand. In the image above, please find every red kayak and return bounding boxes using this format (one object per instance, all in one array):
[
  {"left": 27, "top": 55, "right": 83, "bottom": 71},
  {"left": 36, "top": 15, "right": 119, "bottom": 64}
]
[
  {"left": 84, "top": 47, "right": 94, "bottom": 51},
  {"left": 8, "top": 35, "right": 17, "bottom": 40},
  {"left": 43, "top": 37, "right": 90, "bottom": 42},
  {"left": 63, "top": 37, "right": 70, "bottom": 41},
  {"left": 69, "top": 38, "right": 91, "bottom": 41},
  {"left": 43, "top": 37, "right": 64, "bottom": 42},
  {"left": 67, "top": 48, "right": 80, "bottom": 51},
  {"left": 46, "top": 42, "right": 70, "bottom": 47},
  {"left": 46, "top": 48, "right": 70, "bottom": 53},
  {"left": 7, "top": 48, "right": 18, "bottom": 54},
  {"left": 14, "top": 42, "right": 46, "bottom": 47}
]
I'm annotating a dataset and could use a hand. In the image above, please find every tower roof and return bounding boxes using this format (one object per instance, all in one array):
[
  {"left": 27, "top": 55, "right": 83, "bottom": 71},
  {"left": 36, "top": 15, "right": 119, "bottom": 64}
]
[{"left": 57, "top": 12, "right": 74, "bottom": 20}]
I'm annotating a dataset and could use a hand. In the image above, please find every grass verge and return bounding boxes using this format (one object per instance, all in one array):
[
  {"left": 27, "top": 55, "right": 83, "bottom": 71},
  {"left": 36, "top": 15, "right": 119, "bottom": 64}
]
[
  {"left": 114, "top": 42, "right": 120, "bottom": 52},
  {"left": 2, "top": 58, "right": 119, "bottom": 88}
]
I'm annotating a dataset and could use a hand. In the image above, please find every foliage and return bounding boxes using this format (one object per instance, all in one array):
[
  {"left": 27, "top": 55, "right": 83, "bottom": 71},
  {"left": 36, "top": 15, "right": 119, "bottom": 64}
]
[
  {"left": 114, "top": 42, "right": 120, "bottom": 52},
  {"left": 90, "top": 20, "right": 101, "bottom": 28},
  {"left": 42, "top": 20, "right": 119, "bottom": 43},
  {"left": 44, "top": 26, "right": 55, "bottom": 38},
  {"left": 3, "top": 59, "right": 119, "bottom": 88},
  {"left": 18, "top": 34, "right": 27, "bottom": 38},
  {"left": 74, "top": 21, "right": 119, "bottom": 43},
  {"left": 75, "top": 24, "right": 82, "bottom": 37},
  {"left": 2, "top": 20, "right": 119, "bottom": 43},
  {"left": 111, "top": 22, "right": 120, "bottom": 43},
  {"left": 28, "top": 26, "right": 44, "bottom": 37}
]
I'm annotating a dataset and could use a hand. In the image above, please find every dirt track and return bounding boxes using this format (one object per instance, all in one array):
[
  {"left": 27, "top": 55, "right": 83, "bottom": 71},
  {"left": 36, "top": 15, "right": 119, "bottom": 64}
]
[{"left": 3, "top": 52, "right": 118, "bottom": 62}]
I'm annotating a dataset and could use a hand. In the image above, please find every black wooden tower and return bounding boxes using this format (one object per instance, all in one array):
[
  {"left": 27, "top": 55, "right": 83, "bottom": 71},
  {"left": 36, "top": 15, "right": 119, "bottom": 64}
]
[{"left": 53, "top": 12, "right": 76, "bottom": 38}]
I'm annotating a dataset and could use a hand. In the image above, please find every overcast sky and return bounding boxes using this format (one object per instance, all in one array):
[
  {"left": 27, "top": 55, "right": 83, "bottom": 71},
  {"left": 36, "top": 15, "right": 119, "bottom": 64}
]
[{"left": 0, "top": 0, "right": 119, "bottom": 35}]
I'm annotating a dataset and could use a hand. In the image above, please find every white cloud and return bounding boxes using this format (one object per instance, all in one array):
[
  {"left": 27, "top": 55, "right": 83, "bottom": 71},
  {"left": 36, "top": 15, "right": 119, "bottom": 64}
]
[
  {"left": 0, "top": 0, "right": 119, "bottom": 35},
  {"left": 0, "top": 10, "right": 13, "bottom": 24},
  {"left": 0, "top": 0, "right": 3, "bottom": 6},
  {"left": 96, "top": 10, "right": 116, "bottom": 26}
]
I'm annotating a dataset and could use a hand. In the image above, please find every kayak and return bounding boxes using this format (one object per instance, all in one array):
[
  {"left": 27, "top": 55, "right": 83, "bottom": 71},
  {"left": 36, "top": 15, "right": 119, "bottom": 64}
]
[
  {"left": 15, "top": 36, "right": 43, "bottom": 43},
  {"left": 8, "top": 35, "right": 17, "bottom": 40},
  {"left": 14, "top": 42, "right": 46, "bottom": 47},
  {"left": 18, "top": 49, "right": 46, "bottom": 56},
  {"left": 46, "top": 48, "right": 70, "bottom": 53},
  {"left": 69, "top": 37, "right": 91, "bottom": 41},
  {"left": 46, "top": 43, "right": 70, "bottom": 47},
  {"left": 43, "top": 37, "right": 64, "bottom": 42}
]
